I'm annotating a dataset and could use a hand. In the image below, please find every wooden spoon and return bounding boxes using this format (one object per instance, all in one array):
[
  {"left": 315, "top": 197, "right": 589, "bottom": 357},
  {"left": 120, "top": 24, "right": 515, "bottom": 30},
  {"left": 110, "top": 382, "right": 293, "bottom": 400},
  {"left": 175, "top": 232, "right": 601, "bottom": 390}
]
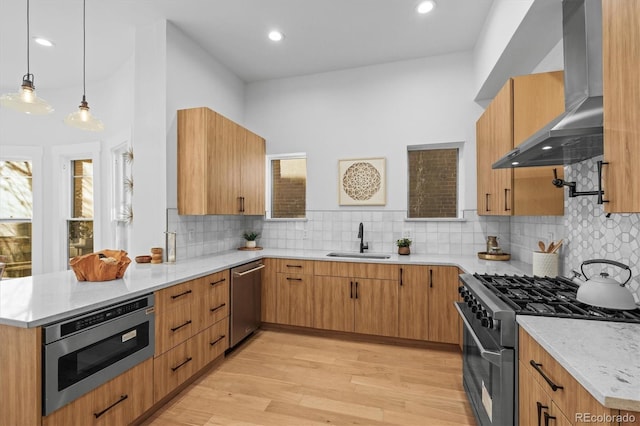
[
  {"left": 547, "top": 241, "right": 555, "bottom": 253},
  {"left": 550, "top": 239, "right": 563, "bottom": 253},
  {"left": 538, "top": 241, "right": 546, "bottom": 252}
]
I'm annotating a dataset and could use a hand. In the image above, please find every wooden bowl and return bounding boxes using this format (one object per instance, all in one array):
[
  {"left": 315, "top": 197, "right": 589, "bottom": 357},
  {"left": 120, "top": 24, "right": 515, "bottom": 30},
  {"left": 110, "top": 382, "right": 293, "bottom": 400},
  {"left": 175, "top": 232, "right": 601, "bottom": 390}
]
[{"left": 135, "top": 255, "right": 152, "bottom": 264}]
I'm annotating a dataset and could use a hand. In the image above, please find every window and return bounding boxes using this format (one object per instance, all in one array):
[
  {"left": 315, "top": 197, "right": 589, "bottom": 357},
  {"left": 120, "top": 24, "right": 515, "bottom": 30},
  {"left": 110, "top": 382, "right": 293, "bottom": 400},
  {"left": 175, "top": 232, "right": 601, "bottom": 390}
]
[
  {"left": 67, "top": 159, "right": 94, "bottom": 261},
  {"left": 0, "top": 160, "right": 33, "bottom": 277},
  {"left": 267, "top": 154, "right": 307, "bottom": 219},
  {"left": 407, "top": 143, "right": 462, "bottom": 219}
]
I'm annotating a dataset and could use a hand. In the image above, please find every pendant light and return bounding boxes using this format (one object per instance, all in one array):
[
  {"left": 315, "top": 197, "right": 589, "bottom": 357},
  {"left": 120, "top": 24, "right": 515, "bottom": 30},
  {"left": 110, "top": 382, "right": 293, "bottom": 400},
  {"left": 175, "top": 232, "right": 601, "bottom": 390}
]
[
  {"left": 0, "top": 0, "right": 54, "bottom": 115},
  {"left": 64, "top": 0, "right": 104, "bottom": 132}
]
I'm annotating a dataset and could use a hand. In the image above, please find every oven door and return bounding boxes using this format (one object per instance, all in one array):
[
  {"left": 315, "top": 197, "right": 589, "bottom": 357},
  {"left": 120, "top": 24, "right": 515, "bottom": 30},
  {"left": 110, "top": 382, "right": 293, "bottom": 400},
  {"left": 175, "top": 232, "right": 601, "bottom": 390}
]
[
  {"left": 43, "top": 307, "right": 155, "bottom": 415},
  {"left": 455, "top": 303, "right": 514, "bottom": 426}
]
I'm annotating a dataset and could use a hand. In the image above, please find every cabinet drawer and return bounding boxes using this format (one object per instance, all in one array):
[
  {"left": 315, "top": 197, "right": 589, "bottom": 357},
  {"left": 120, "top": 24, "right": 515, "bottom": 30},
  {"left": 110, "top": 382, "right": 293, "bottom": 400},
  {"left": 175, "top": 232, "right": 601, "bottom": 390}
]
[
  {"left": 197, "top": 271, "right": 230, "bottom": 331},
  {"left": 196, "top": 317, "right": 229, "bottom": 370},
  {"left": 314, "top": 261, "right": 398, "bottom": 280},
  {"left": 43, "top": 358, "right": 153, "bottom": 426},
  {"left": 153, "top": 337, "right": 199, "bottom": 403},
  {"left": 155, "top": 280, "right": 196, "bottom": 309},
  {"left": 155, "top": 299, "right": 195, "bottom": 355},
  {"left": 276, "top": 259, "right": 315, "bottom": 274}
]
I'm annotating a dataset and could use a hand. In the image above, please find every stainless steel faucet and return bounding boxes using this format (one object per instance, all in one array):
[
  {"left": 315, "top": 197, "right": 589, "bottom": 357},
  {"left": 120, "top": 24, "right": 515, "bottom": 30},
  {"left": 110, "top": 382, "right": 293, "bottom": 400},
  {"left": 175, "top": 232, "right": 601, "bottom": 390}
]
[{"left": 358, "top": 222, "right": 368, "bottom": 253}]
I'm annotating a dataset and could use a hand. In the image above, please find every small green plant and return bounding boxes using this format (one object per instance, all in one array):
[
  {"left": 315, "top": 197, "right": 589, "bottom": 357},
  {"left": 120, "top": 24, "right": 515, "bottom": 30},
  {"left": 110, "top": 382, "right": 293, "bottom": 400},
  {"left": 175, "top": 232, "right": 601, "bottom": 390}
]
[
  {"left": 243, "top": 231, "right": 260, "bottom": 241},
  {"left": 396, "top": 238, "right": 412, "bottom": 247}
]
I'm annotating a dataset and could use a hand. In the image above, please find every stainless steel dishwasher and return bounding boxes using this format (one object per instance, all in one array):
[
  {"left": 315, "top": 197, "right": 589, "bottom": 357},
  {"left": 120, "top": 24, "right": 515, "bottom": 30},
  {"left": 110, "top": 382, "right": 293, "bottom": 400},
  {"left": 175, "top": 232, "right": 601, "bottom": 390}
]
[{"left": 229, "top": 260, "right": 264, "bottom": 348}]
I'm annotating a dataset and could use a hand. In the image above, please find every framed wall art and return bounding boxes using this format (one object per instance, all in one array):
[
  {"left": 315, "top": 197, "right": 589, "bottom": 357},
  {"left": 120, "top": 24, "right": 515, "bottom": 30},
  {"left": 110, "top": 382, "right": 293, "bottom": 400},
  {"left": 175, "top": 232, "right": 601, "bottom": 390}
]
[{"left": 338, "top": 157, "right": 386, "bottom": 205}]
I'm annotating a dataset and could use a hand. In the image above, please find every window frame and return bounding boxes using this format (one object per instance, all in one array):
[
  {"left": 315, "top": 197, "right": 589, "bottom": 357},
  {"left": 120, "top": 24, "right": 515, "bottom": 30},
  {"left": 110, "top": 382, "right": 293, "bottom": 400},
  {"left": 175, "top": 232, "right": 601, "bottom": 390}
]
[
  {"left": 406, "top": 142, "right": 465, "bottom": 221},
  {"left": 265, "top": 152, "right": 308, "bottom": 221},
  {"left": 0, "top": 146, "right": 43, "bottom": 275}
]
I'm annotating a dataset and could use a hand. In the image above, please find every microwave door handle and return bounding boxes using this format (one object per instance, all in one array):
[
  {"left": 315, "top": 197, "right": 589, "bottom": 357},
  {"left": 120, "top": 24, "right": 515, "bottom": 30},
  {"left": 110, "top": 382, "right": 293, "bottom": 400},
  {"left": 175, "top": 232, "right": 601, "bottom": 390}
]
[{"left": 454, "top": 302, "right": 503, "bottom": 367}]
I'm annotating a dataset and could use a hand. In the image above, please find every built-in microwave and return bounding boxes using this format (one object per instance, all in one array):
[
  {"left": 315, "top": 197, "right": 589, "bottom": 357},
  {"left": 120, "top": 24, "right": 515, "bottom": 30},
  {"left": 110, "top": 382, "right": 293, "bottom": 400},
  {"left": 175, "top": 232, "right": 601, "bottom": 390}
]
[{"left": 42, "top": 294, "right": 155, "bottom": 416}]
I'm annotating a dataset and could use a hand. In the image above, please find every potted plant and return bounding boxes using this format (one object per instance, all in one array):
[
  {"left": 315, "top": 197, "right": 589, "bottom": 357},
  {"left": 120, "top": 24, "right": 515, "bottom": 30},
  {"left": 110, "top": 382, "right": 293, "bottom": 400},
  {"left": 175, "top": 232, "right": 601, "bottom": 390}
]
[
  {"left": 243, "top": 231, "right": 260, "bottom": 248},
  {"left": 396, "top": 238, "right": 412, "bottom": 255}
]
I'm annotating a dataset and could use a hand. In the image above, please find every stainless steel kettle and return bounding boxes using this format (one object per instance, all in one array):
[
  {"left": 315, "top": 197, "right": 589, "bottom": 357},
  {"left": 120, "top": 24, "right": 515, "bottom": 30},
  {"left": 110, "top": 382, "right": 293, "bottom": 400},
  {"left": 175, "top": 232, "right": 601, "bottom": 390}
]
[{"left": 574, "top": 259, "right": 637, "bottom": 310}]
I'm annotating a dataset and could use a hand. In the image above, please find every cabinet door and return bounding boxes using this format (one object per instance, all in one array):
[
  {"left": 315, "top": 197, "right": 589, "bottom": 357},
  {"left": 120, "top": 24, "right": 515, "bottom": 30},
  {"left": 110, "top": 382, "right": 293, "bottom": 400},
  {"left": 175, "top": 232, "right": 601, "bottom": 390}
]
[
  {"left": 512, "top": 71, "right": 565, "bottom": 216},
  {"left": 196, "top": 317, "right": 229, "bottom": 370},
  {"left": 196, "top": 271, "right": 229, "bottom": 332},
  {"left": 154, "top": 337, "right": 198, "bottom": 403},
  {"left": 476, "top": 110, "right": 493, "bottom": 215},
  {"left": 155, "top": 281, "right": 196, "bottom": 355},
  {"left": 240, "top": 129, "right": 266, "bottom": 215},
  {"left": 354, "top": 278, "right": 398, "bottom": 337},
  {"left": 177, "top": 107, "right": 209, "bottom": 215},
  {"left": 519, "top": 361, "right": 553, "bottom": 426},
  {"left": 398, "top": 265, "right": 429, "bottom": 340},
  {"left": 261, "top": 258, "right": 278, "bottom": 323},
  {"left": 43, "top": 358, "right": 153, "bottom": 426},
  {"left": 276, "top": 273, "right": 313, "bottom": 327},
  {"left": 313, "top": 276, "right": 354, "bottom": 332},
  {"left": 211, "top": 112, "right": 242, "bottom": 214},
  {"left": 427, "top": 266, "right": 461, "bottom": 344},
  {"left": 603, "top": 0, "right": 640, "bottom": 213}
]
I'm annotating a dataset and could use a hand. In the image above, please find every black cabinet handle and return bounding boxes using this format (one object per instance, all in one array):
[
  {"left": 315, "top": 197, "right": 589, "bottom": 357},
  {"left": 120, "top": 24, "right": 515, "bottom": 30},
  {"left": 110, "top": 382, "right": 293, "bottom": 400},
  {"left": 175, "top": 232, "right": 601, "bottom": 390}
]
[
  {"left": 350, "top": 281, "right": 353, "bottom": 299},
  {"left": 210, "top": 335, "right": 226, "bottom": 346},
  {"left": 429, "top": 269, "right": 433, "bottom": 288},
  {"left": 170, "top": 320, "right": 192, "bottom": 332},
  {"left": 210, "top": 278, "right": 226, "bottom": 286},
  {"left": 286, "top": 264, "right": 303, "bottom": 268},
  {"left": 400, "top": 267, "right": 403, "bottom": 286},
  {"left": 210, "top": 303, "right": 226, "bottom": 313},
  {"left": 171, "top": 357, "right": 193, "bottom": 372},
  {"left": 94, "top": 394, "right": 128, "bottom": 419},
  {"left": 286, "top": 277, "right": 303, "bottom": 281},
  {"left": 355, "top": 281, "right": 359, "bottom": 299},
  {"left": 544, "top": 411, "right": 556, "bottom": 426},
  {"left": 504, "top": 188, "right": 511, "bottom": 211},
  {"left": 530, "top": 360, "right": 564, "bottom": 391},
  {"left": 597, "top": 160, "right": 609, "bottom": 204},
  {"left": 485, "top": 193, "right": 490, "bottom": 212},
  {"left": 536, "top": 401, "right": 549, "bottom": 426},
  {"left": 171, "top": 289, "right": 192, "bottom": 300},
  {"left": 239, "top": 196, "right": 245, "bottom": 213}
]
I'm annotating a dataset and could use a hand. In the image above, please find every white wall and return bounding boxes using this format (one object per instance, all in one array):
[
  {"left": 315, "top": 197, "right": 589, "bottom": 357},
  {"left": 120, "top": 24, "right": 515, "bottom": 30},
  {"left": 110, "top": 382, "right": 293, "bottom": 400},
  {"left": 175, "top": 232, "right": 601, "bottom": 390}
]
[
  {"left": 165, "top": 22, "right": 246, "bottom": 210},
  {"left": 245, "top": 52, "right": 482, "bottom": 212}
]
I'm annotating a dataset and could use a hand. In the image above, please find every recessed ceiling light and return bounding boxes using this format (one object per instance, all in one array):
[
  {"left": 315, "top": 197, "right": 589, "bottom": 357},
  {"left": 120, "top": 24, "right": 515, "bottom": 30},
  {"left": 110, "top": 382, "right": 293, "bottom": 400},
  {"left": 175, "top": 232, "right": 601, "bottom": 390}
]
[
  {"left": 511, "top": 161, "right": 520, "bottom": 166},
  {"left": 33, "top": 37, "right": 54, "bottom": 47},
  {"left": 542, "top": 145, "right": 553, "bottom": 150},
  {"left": 416, "top": 0, "right": 436, "bottom": 14},
  {"left": 268, "top": 30, "right": 285, "bottom": 42}
]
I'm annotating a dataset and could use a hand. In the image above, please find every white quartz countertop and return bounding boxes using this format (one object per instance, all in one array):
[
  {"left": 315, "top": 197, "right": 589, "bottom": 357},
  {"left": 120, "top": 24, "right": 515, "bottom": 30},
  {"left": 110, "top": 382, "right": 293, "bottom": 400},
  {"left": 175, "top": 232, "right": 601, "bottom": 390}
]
[
  {"left": 0, "top": 248, "right": 530, "bottom": 328},
  {"left": 517, "top": 316, "right": 640, "bottom": 411}
]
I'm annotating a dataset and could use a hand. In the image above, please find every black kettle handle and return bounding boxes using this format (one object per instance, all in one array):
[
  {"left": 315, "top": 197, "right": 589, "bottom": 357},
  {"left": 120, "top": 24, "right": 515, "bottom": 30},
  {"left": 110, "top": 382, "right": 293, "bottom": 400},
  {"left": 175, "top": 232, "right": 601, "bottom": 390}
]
[{"left": 581, "top": 259, "right": 632, "bottom": 286}]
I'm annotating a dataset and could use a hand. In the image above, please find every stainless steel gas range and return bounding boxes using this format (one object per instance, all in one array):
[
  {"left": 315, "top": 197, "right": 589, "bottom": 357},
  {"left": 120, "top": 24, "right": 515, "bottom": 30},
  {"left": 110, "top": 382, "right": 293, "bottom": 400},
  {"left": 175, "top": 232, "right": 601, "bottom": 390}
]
[{"left": 456, "top": 273, "right": 640, "bottom": 426}]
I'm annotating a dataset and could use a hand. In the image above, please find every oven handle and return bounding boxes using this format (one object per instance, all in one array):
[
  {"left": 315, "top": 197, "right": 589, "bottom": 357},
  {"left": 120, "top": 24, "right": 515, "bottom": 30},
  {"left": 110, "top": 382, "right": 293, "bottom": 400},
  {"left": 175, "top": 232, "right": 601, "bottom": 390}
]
[{"left": 455, "top": 302, "right": 503, "bottom": 367}]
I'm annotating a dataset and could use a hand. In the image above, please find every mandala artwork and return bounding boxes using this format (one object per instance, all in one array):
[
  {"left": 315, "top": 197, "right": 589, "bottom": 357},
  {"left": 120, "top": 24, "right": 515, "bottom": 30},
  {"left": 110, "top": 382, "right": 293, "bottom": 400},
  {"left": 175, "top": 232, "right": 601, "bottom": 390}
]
[
  {"left": 342, "top": 162, "right": 381, "bottom": 201},
  {"left": 338, "top": 158, "right": 386, "bottom": 205}
]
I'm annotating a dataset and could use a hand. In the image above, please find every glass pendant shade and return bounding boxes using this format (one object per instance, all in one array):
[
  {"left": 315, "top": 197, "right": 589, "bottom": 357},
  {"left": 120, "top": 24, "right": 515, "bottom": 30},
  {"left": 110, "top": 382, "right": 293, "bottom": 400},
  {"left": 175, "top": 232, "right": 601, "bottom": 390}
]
[{"left": 64, "top": 96, "right": 104, "bottom": 132}]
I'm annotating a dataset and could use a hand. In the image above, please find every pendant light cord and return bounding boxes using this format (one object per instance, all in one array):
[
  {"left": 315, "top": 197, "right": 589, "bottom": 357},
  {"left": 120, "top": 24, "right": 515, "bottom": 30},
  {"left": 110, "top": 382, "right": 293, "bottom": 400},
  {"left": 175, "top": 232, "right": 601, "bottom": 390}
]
[
  {"left": 83, "top": 0, "right": 87, "bottom": 99},
  {"left": 26, "top": 0, "right": 30, "bottom": 76}
]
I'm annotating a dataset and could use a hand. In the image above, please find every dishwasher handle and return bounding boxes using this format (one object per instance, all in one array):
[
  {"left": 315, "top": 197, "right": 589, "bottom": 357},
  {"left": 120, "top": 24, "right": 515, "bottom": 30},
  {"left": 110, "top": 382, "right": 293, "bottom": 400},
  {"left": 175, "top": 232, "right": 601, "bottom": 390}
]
[{"left": 232, "top": 264, "right": 265, "bottom": 277}]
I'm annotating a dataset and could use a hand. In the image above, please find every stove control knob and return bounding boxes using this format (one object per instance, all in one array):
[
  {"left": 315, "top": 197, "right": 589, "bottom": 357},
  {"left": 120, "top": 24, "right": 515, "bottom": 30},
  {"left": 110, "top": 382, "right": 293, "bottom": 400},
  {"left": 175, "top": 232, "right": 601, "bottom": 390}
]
[
  {"left": 458, "top": 286, "right": 466, "bottom": 295},
  {"left": 481, "top": 316, "right": 493, "bottom": 328},
  {"left": 475, "top": 309, "right": 487, "bottom": 319},
  {"left": 467, "top": 299, "right": 475, "bottom": 307}
]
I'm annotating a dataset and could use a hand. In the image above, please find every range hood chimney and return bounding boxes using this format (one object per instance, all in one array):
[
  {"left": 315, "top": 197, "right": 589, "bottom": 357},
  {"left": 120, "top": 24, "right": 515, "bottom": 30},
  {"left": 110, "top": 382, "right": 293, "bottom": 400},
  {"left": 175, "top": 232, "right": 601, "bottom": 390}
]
[{"left": 493, "top": 0, "right": 603, "bottom": 169}]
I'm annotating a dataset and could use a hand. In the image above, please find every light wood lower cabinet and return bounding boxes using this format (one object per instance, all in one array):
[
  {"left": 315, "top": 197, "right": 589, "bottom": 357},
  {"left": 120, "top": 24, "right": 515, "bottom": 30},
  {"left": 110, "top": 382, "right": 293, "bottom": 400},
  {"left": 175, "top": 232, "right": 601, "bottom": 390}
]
[
  {"left": 261, "top": 258, "right": 278, "bottom": 323},
  {"left": 196, "top": 270, "right": 230, "bottom": 332},
  {"left": 197, "top": 317, "right": 229, "bottom": 369},
  {"left": 154, "top": 335, "right": 199, "bottom": 402},
  {"left": 519, "top": 328, "right": 639, "bottom": 425},
  {"left": 155, "top": 279, "right": 198, "bottom": 355},
  {"left": 398, "top": 265, "right": 461, "bottom": 344},
  {"left": 276, "top": 272, "right": 313, "bottom": 327},
  {"left": 43, "top": 358, "right": 153, "bottom": 426},
  {"left": 312, "top": 275, "right": 399, "bottom": 337}
]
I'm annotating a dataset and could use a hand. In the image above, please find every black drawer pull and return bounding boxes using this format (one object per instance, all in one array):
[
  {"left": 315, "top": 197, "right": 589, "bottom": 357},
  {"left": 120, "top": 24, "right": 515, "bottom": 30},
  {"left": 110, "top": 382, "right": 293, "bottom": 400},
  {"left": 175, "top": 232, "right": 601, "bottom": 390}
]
[
  {"left": 94, "top": 394, "right": 128, "bottom": 419},
  {"left": 210, "top": 303, "right": 226, "bottom": 313},
  {"left": 400, "top": 268, "right": 403, "bottom": 286},
  {"left": 210, "top": 335, "right": 226, "bottom": 346},
  {"left": 544, "top": 411, "right": 556, "bottom": 426},
  {"left": 537, "top": 401, "right": 549, "bottom": 426},
  {"left": 171, "top": 289, "right": 192, "bottom": 299},
  {"left": 286, "top": 277, "right": 303, "bottom": 281},
  {"left": 355, "top": 281, "right": 359, "bottom": 299},
  {"left": 350, "top": 281, "right": 353, "bottom": 299},
  {"left": 286, "top": 264, "right": 303, "bottom": 268},
  {"left": 530, "top": 360, "right": 564, "bottom": 391},
  {"left": 171, "top": 357, "right": 193, "bottom": 372},
  {"left": 429, "top": 269, "right": 433, "bottom": 288},
  {"left": 210, "top": 278, "right": 226, "bottom": 286},
  {"left": 170, "top": 320, "right": 192, "bottom": 332}
]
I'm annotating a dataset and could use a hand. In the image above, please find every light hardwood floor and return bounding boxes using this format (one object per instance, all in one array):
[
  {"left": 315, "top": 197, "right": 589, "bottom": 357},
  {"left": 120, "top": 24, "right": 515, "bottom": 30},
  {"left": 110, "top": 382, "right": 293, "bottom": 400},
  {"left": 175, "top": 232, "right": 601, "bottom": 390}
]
[{"left": 142, "top": 330, "right": 476, "bottom": 426}]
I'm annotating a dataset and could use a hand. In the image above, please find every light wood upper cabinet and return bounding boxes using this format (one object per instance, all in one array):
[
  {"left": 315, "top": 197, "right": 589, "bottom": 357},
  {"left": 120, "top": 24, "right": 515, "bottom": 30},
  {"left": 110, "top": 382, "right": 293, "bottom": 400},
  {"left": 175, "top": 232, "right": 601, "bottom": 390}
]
[
  {"left": 603, "top": 0, "right": 640, "bottom": 213},
  {"left": 477, "top": 71, "right": 565, "bottom": 216},
  {"left": 178, "top": 107, "right": 266, "bottom": 215},
  {"left": 398, "top": 265, "right": 460, "bottom": 344}
]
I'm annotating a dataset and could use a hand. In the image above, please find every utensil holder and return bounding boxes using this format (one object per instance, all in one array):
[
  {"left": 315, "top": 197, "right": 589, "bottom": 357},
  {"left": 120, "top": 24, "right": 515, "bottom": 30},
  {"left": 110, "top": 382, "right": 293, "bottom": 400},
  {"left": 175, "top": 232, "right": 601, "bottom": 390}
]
[{"left": 532, "top": 251, "right": 559, "bottom": 277}]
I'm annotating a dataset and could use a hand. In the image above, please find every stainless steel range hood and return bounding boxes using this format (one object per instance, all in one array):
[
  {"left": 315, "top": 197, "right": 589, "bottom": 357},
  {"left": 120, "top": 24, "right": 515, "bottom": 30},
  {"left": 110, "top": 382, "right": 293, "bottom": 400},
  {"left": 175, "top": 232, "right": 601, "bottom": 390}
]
[{"left": 493, "top": 0, "right": 603, "bottom": 169}]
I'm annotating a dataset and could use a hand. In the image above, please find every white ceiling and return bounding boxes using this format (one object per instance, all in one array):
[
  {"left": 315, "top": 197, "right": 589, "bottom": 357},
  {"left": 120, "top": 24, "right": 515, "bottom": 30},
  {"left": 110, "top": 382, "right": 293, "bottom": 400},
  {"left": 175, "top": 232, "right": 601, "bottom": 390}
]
[{"left": 0, "top": 0, "right": 495, "bottom": 90}]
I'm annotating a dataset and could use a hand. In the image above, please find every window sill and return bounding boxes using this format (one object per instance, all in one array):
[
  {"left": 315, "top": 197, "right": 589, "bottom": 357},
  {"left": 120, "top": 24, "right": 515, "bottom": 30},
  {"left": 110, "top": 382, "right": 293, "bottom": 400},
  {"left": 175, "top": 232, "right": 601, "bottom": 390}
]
[
  {"left": 404, "top": 217, "right": 466, "bottom": 223},
  {"left": 264, "top": 217, "right": 308, "bottom": 222}
]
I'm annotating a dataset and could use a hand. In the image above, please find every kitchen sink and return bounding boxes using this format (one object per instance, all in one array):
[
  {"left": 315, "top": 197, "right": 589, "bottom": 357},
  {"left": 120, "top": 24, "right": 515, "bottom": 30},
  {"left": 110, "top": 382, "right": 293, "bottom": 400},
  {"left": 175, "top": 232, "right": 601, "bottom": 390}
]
[{"left": 326, "top": 252, "right": 391, "bottom": 259}]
